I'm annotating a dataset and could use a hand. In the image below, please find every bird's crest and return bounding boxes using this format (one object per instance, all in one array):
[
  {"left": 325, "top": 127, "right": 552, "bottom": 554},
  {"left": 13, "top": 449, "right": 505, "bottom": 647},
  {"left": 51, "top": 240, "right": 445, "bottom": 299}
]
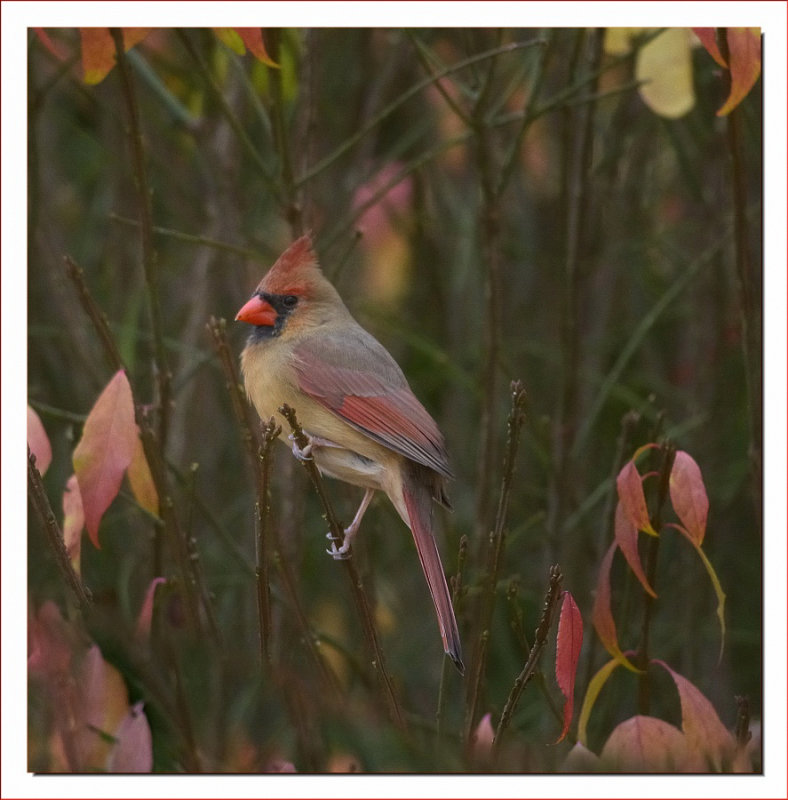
[{"left": 258, "top": 233, "right": 321, "bottom": 296}]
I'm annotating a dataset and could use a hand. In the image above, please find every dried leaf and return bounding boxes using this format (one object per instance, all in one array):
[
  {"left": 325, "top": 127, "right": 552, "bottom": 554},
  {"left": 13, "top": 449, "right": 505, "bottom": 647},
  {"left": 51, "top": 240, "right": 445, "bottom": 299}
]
[
  {"left": 554, "top": 592, "right": 583, "bottom": 743},
  {"left": 601, "top": 715, "right": 691, "bottom": 772},
  {"left": 636, "top": 28, "right": 695, "bottom": 119},
  {"left": 106, "top": 702, "right": 153, "bottom": 773},
  {"left": 127, "top": 432, "right": 159, "bottom": 517},
  {"left": 72, "top": 370, "right": 138, "bottom": 547},
  {"left": 591, "top": 541, "right": 638, "bottom": 671},
  {"left": 62, "top": 475, "right": 84, "bottom": 574},
  {"left": 654, "top": 659, "right": 737, "bottom": 770},
  {"left": 670, "top": 450, "right": 708, "bottom": 545},
  {"left": 28, "top": 406, "right": 52, "bottom": 475},
  {"left": 614, "top": 501, "right": 656, "bottom": 598},
  {"left": 616, "top": 459, "right": 657, "bottom": 536}
]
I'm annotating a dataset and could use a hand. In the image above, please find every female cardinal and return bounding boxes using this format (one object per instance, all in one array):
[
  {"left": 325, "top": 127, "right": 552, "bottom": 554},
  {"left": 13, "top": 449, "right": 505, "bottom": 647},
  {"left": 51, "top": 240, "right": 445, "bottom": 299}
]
[{"left": 236, "top": 234, "right": 463, "bottom": 674}]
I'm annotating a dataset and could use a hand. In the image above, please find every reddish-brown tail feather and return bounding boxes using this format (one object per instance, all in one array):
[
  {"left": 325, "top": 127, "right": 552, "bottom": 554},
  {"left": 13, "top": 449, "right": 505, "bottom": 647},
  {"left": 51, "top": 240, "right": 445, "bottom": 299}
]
[{"left": 402, "top": 472, "right": 464, "bottom": 674}]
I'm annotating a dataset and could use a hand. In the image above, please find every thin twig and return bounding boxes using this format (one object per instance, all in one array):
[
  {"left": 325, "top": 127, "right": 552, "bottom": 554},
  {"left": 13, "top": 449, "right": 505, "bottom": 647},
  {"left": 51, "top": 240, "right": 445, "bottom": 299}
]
[
  {"left": 206, "top": 318, "right": 339, "bottom": 695},
  {"left": 255, "top": 418, "right": 281, "bottom": 668},
  {"left": 28, "top": 448, "right": 93, "bottom": 610},
  {"left": 111, "top": 28, "right": 173, "bottom": 450},
  {"left": 279, "top": 403, "right": 405, "bottom": 729},
  {"left": 466, "top": 381, "right": 528, "bottom": 738},
  {"left": 63, "top": 256, "right": 126, "bottom": 373},
  {"left": 175, "top": 29, "right": 281, "bottom": 202},
  {"left": 493, "top": 564, "right": 563, "bottom": 750}
]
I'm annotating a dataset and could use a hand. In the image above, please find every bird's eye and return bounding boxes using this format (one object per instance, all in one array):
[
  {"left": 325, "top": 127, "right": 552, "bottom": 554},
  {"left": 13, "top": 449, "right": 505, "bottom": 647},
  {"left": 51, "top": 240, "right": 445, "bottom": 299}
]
[{"left": 282, "top": 295, "right": 298, "bottom": 308}]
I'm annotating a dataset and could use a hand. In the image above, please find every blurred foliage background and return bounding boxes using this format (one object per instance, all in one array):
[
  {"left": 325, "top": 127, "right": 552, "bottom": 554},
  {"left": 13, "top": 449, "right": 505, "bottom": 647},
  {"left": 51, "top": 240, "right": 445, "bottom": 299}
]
[{"left": 27, "top": 27, "right": 762, "bottom": 772}]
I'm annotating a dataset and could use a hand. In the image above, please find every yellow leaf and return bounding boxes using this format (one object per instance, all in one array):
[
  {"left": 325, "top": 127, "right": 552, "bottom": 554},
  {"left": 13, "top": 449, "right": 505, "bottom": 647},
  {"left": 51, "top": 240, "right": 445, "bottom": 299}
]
[
  {"left": 637, "top": 28, "right": 695, "bottom": 119},
  {"left": 127, "top": 431, "right": 159, "bottom": 517}
]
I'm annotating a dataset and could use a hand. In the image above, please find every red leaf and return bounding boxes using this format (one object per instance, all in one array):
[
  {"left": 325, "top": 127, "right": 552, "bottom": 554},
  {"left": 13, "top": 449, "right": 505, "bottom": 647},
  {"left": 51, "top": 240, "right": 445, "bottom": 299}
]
[
  {"left": 72, "top": 371, "right": 138, "bottom": 547},
  {"left": 692, "top": 28, "right": 726, "bottom": 67},
  {"left": 616, "top": 459, "right": 657, "bottom": 535},
  {"left": 62, "top": 475, "right": 84, "bottom": 573},
  {"left": 28, "top": 406, "right": 53, "bottom": 475},
  {"left": 554, "top": 591, "right": 583, "bottom": 743},
  {"left": 106, "top": 702, "right": 153, "bottom": 773},
  {"left": 669, "top": 450, "right": 709, "bottom": 545},
  {"left": 135, "top": 577, "right": 166, "bottom": 643},
  {"left": 614, "top": 501, "right": 656, "bottom": 598},
  {"left": 654, "top": 659, "right": 737, "bottom": 770},
  {"left": 233, "top": 28, "right": 279, "bottom": 67},
  {"left": 601, "top": 715, "right": 691, "bottom": 772},
  {"left": 717, "top": 28, "right": 761, "bottom": 116}
]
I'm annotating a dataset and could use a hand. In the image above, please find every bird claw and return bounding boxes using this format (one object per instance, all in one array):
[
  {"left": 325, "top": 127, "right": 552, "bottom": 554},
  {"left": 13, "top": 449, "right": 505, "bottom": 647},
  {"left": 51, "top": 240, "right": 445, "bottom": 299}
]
[
  {"left": 288, "top": 433, "right": 313, "bottom": 461},
  {"left": 325, "top": 532, "right": 351, "bottom": 560}
]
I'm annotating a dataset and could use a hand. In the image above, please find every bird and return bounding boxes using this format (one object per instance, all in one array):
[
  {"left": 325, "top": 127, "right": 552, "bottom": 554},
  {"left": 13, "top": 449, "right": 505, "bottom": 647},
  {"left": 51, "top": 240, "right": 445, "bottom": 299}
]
[{"left": 235, "top": 234, "right": 464, "bottom": 674}]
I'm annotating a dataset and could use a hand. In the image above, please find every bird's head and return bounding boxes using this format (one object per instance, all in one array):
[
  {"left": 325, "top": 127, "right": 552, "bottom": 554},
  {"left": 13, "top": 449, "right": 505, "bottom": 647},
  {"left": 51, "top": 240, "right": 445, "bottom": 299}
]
[{"left": 236, "top": 234, "right": 346, "bottom": 338}]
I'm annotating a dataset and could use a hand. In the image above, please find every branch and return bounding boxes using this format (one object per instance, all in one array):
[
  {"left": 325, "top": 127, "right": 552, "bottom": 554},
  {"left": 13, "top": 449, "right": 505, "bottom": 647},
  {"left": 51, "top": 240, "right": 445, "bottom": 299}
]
[
  {"left": 466, "top": 380, "right": 528, "bottom": 737},
  {"left": 28, "top": 448, "right": 92, "bottom": 610},
  {"left": 494, "top": 564, "right": 563, "bottom": 750},
  {"left": 110, "top": 28, "right": 173, "bottom": 450},
  {"left": 278, "top": 403, "right": 405, "bottom": 729}
]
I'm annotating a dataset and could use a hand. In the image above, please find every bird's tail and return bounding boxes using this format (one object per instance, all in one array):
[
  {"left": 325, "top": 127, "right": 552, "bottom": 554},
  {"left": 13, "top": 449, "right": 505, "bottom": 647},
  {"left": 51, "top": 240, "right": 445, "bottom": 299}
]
[{"left": 401, "top": 468, "right": 464, "bottom": 675}]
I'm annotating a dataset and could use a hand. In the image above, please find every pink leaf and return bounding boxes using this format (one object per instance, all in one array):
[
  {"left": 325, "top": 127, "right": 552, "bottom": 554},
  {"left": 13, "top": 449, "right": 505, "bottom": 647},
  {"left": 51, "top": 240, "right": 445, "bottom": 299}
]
[
  {"left": 616, "top": 460, "right": 657, "bottom": 535},
  {"left": 554, "top": 591, "right": 583, "bottom": 743},
  {"left": 471, "top": 712, "right": 495, "bottom": 762},
  {"left": 601, "top": 715, "right": 692, "bottom": 772},
  {"left": 669, "top": 450, "right": 709, "bottom": 545},
  {"left": 654, "top": 659, "right": 736, "bottom": 770},
  {"left": 614, "top": 501, "right": 656, "bottom": 598},
  {"left": 135, "top": 577, "right": 167, "bottom": 642},
  {"left": 62, "top": 475, "right": 84, "bottom": 573},
  {"left": 28, "top": 406, "right": 52, "bottom": 475},
  {"left": 107, "top": 702, "right": 153, "bottom": 773},
  {"left": 28, "top": 601, "right": 74, "bottom": 678},
  {"left": 33, "top": 28, "right": 68, "bottom": 60},
  {"left": 72, "top": 371, "right": 138, "bottom": 547}
]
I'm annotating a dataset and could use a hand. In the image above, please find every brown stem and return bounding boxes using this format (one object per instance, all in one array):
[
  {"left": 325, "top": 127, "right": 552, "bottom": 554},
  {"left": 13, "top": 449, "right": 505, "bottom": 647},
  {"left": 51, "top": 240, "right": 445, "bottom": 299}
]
[
  {"left": 63, "top": 256, "right": 126, "bottom": 373},
  {"left": 636, "top": 440, "right": 675, "bottom": 714},
  {"left": 110, "top": 28, "right": 173, "bottom": 451},
  {"left": 27, "top": 448, "right": 92, "bottom": 609},
  {"left": 279, "top": 403, "right": 405, "bottom": 729},
  {"left": 493, "top": 564, "right": 563, "bottom": 751},
  {"left": 465, "top": 380, "right": 527, "bottom": 737},
  {"left": 718, "top": 28, "right": 762, "bottom": 537},
  {"left": 206, "top": 319, "right": 339, "bottom": 696}
]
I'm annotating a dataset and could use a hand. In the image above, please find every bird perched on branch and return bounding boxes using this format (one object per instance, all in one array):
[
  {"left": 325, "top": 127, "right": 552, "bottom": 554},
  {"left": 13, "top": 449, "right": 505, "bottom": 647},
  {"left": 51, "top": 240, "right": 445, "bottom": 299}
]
[{"left": 236, "top": 234, "right": 463, "bottom": 674}]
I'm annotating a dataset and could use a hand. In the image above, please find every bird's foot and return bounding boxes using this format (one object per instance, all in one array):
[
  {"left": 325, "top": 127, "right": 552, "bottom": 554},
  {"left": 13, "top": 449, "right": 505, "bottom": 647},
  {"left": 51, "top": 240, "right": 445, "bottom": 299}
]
[
  {"left": 288, "top": 433, "right": 313, "bottom": 461},
  {"left": 325, "top": 531, "right": 352, "bottom": 560}
]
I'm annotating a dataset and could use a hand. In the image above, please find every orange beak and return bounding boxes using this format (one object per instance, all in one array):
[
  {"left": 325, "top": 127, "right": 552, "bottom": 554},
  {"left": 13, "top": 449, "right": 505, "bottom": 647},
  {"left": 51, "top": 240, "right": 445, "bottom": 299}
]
[{"left": 235, "top": 294, "right": 277, "bottom": 326}]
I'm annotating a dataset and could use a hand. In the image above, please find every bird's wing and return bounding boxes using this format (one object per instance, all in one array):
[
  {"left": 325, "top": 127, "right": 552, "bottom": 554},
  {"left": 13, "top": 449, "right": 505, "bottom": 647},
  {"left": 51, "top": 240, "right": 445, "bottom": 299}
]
[{"left": 292, "top": 329, "right": 452, "bottom": 478}]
